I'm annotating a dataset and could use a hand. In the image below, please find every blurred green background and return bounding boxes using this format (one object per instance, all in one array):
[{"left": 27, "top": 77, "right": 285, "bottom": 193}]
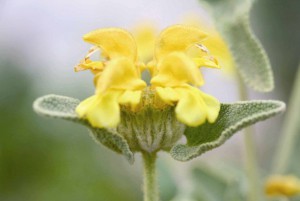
[{"left": 0, "top": 0, "right": 299, "bottom": 200}]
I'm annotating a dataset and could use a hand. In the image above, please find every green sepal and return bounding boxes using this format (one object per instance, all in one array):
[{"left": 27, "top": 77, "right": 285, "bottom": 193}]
[
  {"left": 199, "top": 0, "right": 274, "bottom": 92},
  {"left": 171, "top": 100, "right": 285, "bottom": 161},
  {"left": 33, "top": 94, "right": 134, "bottom": 164}
]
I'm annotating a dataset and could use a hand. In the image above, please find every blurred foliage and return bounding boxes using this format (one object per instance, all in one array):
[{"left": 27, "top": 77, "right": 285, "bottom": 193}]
[
  {"left": 251, "top": 0, "right": 300, "bottom": 180},
  {"left": 157, "top": 160, "right": 177, "bottom": 201},
  {"left": 199, "top": 0, "right": 274, "bottom": 92},
  {"left": 0, "top": 60, "right": 177, "bottom": 201},
  {"left": 0, "top": 61, "right": 142, "bottom": 201},
  {"left": 251, "top": 0, "right": 300, "bottom": 98},
  {"left": 191, "top": 164, "right": 245, "bottom": 201},
  {"left": 271, "top": 66, "right": 300, "bottom": 201},
  {"left": 274, "top": 66, "right": 300, "bottom": 175},
  {"left": 190, "top": 161, "right": 300, "bottom": 201}
]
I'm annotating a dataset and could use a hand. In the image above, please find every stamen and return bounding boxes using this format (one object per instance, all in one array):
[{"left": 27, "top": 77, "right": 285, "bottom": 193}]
[
  {"left": 207, "top": 55, "right": 218, "bottom": 64},
  {"left": 74, "top": 46, "right": 100, "bottom": 72},
  {"left": 85, "top": 46, "right": 100, "bottom": 61},
  {"left": 74, "top": 59, "right": 87, "bottom": 72},
  {"left": 196, "top": 44, "right": 209, "bottom": 54}
]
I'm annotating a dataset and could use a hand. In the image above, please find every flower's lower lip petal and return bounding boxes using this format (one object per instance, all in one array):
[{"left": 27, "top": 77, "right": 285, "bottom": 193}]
[
  {"left": 76, "top": 95, "right": 98, "bottom": 118},
  {"left": 197, "top": 90, "right": 220, "bottom": 123},
  {"left": 174, "top": 88, "right": 207, "bottom": 127},
  {"left": 86, "top": 92, "right": 121, "bottom": 128},
  {"left": 118, "top": 90, "right": 142, "bottom": 109},
  {"left": 155, "top": 87, "right": 179, "bottom": 105}
]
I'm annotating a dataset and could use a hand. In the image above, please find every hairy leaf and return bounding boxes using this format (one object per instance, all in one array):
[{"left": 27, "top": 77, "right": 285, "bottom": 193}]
[
  {"left": 33, "top": 94, "right": 134, "bottom": 163},
  {"left": 199, "top": 0, "right": 274, "bottom": 92},
  {"left": 89, "top": 128, "right": 134, "bottom": 164},
  {"left": 171, "top": 100, "right": 285, "bottom": 161},
  {"left": 33, "top": 94, "right": 80, "bottom": 121}
]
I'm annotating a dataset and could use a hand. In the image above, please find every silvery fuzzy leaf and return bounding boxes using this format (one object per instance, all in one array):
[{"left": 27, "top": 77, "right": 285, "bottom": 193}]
[
  {"left": 33, "top": 94, "right": 134, "bottom": 163},
  {"left": 199, "top": 0, "right": 274, "bottom": 92},
  {"left": 171, "top": 100, "right": 285, "bottom": 161}
]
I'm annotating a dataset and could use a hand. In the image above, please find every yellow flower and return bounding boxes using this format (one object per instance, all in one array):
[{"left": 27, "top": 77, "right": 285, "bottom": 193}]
[
  {"left": 150, "top": 25, "right": 220, "bottom": 127},
  {"left": 75, "top": 28, "right": 147, "bottom": 128},
  {"left": 265, "top": 175, "right": 300, "bottom": 197},
  {"left": 75, "top": 25, "right": 221, "bottom": 128}
]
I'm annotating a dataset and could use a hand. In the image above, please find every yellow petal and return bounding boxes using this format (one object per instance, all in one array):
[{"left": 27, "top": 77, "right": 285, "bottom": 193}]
[
  {"left": 76, "top": 91, "right": 122, "bottom": 128},
  {"left": 83, "top": 28, "right": 137, "bottom": 61},
  {"left": 146, "top": 60, "right": 158, "bottom": 77},
  {"left": 118, "top": 90, "right": 142, "bottom": 109},
  {"left": 172, "top": 87, "right": 220, "bottom": 126},
  {"left": 75, "top": 60, "right": 104, "bottom": 72},
  {"left": 88, "top": 91, "right": 121, "bottom": 128},
  {"left": 93, "top": 72, "right": 102, "bottom": 85},
  {"left": 174, "top": 88, "right": 207, "bottom": 127},
  {"left": 76, "top": 95, "right": 98, "bottom": 118},
  {"left": 155, "top": 25, "right": 207, "bottom": 60},
  {"left": 96, "top": 57, "right": 147, "bottom": 93},
  {"left": 182, "top": 16, "right": 235, "bottom": 74},
  {"left": 186, "top": 44, "right": 210, "bottom": 58},
  {"left": 133, "top": 23, "right": 156, "bottom": 62},
  {"left": 193, "top": 57, "right": 220, "bottom": 69},
  {"left": 150, "top": 52, "right": 204, "bottom": 87},
  {"left": 155, "top": 87, "right": 180, "bottom": 105},
  {"left": 196, "top": 89, "right": 220, "bottom": 123},
  {"left": 201, "top": 32, "right": 235, "bottom": 74},
  {"left": 265, "top": 175, "right": 300, "bottom": 197}
]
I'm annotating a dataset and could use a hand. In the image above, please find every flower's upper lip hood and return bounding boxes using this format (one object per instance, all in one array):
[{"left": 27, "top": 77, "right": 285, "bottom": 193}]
[
  {"left": 154, "top": 24, "right": 208, "bottom": 60},
  {"left": 83, "top": 28, "right": 138, "bottom": 61}
]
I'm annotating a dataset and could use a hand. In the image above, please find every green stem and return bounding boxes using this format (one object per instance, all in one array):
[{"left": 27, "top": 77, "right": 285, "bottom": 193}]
[
  {"left": 237, "top": 74, "right": 260, "bottom": 201},
  {"left": 142, "top": 152, "right": 159, "bottom": 201},
  {"left": 273, "top": 66, "right": 300, "bottom": 173}
]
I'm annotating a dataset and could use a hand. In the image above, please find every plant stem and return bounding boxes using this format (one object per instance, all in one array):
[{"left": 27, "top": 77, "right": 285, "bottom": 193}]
[
  {"left": 243, "top": 127, "right": 260, "bottom": 201},
  {"left": 142, "top": 152, "right": 159, "bottom": 201},
  {"left": 237, "top": 74, "right": 260, "bottom": 201},
  {"left": 273, "top": 66, "right": 300, "bottom": 173}
]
